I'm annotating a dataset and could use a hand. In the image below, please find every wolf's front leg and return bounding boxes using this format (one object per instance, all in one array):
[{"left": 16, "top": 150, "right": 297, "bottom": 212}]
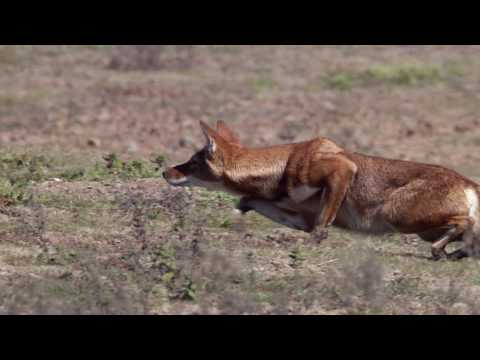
[
  {"left": 236, "top": 197, "right": 310, "bottom": 232},
  {"left": 308, "top": 160, "right": 356, "bottom": 243},
  {"left": 307, "top": 182, "right": 348, "bottom": 243}
]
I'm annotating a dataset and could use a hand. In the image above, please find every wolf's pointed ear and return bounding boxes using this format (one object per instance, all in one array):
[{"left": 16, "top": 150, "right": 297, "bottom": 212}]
[
  {"left": 199, "top": 120, "right": 220, "bottom": 155},
  {"left": 216, "top": 121, "right": 241, "bottom": 145}
]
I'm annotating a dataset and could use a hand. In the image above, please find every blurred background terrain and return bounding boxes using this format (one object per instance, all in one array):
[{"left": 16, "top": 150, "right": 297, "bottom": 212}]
[{"left": 1, "top": 45, "right": 480, "bottom": 314}]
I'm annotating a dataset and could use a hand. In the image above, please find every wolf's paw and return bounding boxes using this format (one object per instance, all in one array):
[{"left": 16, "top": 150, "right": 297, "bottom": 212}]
[
  {"left": 236, "top": 198, "right": 254, "bottom": 214},
  {"left": 310, "top": 227, "right": 329, "bottom": 244},
  {"left": 446, "top": 246, "right": 480, "bottom": 261},
  {"left": 446, "top": 249, "right": 469, "bottom": 261},
  {"left": 431, "top": 247, "right": 448, "bottom": 261}
]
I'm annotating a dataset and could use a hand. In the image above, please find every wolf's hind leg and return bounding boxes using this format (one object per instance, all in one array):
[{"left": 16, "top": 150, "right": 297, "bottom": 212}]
[
  {"left": 448, "top": 219, "right": 480, "bottom": 260},
  {"left": 238, "top": 198, "right": 310, "bottom": 232},
  {"left": 430, "top": 216, "right": 473, "bottom": 261}
]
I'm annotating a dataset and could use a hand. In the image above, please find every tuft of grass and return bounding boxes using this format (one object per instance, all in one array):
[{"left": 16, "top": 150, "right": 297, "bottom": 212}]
[
  {"left": 0, "top": 153, "right": 61, "bottom": 206},
  {"left": 0, "top": 178, "right": 27, "bottom": 206},
  {"left": 97, "top": 153, "right": 163, "bottom": 180},
  {"left": 289, "top": 247, "right": 306, "bottom": 269},
  {"left": 328, "top": 247, "right": 385, "bottom": 314},
  {"left": 252, "top": 77, "right": 275, "bottom": 95},
  {"left": 361, "top": 63, "right": 463, "bottom": 85},
  {"left": 108, "top": 46, "right": 195, "bottom": 72},
  {"left": 322, "top": 62, "right": 464, "bottom": 91},
  {"left": 323, "top": 72, "right": 355, "bottom": 91}
]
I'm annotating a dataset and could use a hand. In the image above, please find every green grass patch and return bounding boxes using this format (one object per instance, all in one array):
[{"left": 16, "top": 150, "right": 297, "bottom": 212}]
[
  {"left": 70, "top": 153, "right": 165, "bottom": 182},
  {"left": 0, "top": 151, "right": 166, "bottom": 206},
  {"left": 252, "top": 77, "right": 275, "bottom": 95},
  {"left": 322, "top": 62, "right": 465, "bottom": 91},
  {"left": 323, "top": 72, "right": 356, "bottom": 91}
]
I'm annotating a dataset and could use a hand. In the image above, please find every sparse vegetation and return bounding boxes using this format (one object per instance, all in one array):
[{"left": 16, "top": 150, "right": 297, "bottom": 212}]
[
  {"left": 323, "top": 62, "right": 465, "bottom": 90},
  {"left": 108, "top": 45, "right": 195, "bottom": 71},
  {"left": 252, "top": 77, "right": 275, "bottom": 95},
  {"left": 323, "top": 72, "right": 356, "bottom": 91}
]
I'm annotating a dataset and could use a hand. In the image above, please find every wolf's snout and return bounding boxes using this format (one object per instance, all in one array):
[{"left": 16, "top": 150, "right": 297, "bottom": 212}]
[
  {"left": 164, "top": 167, "right": 182, "bottom": 179},
  {"left": 163, "top": 167, "right": 189, "bottom": 186}
]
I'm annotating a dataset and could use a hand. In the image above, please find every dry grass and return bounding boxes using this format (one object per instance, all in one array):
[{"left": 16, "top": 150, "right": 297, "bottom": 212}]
[{"left": 108, "top": 45, "right": 195, "bottom": 71}]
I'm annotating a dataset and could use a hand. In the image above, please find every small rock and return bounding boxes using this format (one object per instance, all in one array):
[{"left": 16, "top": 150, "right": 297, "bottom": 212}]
[
  {"left": 451, "top": 302, "right": 470, "bottom": 315},
  {"left": 454, "top": 125, "right": 470, "bottom": 133},
  {"left": 46, "top": 245, "right": 58, "bottom": 256},
  {"left": 87, "top": 138, "right": 101, "bottom": 147},
  {"left": 405, "top": 129, "right": 415, "bottom": 137},
  {"left": 58, "top": 271, "right": 73, "bottom": 280},
  {"left": 127, "top": 141, "right": 138, "bottom": 152},
  {"left": 392, "top": 270, "right": 402, "bottom": 277},
  {"left": 323, "top": 101, "right": 337, "bottom": 112},
  {"left": 97, "top": 110, "right": 111, "bottom": 122}
]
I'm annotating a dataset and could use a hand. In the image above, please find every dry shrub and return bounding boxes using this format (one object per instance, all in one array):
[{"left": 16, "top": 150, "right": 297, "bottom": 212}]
[
  {"left": 0, "top": 257, "right": 147, "bottom": 315},
  {"left": 193, "top": 249, "right": 261, "bottom": 315},
  {"left": 327, "top": 246, "right": 385, "bottom": 314},
  {"left": 431, "top": 280, "right": 480, "bottom": 315},
  {"left": 108, "top": 45, "right": 195, "bottom": 71}
]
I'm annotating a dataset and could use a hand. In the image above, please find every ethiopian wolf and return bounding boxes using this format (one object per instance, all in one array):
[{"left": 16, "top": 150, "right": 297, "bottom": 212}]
[{"left": 164, "top": 121, "right": 480, "bottom": 261}]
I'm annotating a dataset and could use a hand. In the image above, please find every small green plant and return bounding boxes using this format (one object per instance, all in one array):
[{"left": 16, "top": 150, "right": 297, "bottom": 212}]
[
  {"left": 60, "top": 167, "right": 86, "bottom": 181},
  {"left": 174, "top": 276, "right": 197, "bottom": 301},
  {"left": 0, "top": 153, "right": 51, "bottom": 206},
  {"left": 103, "top": 153, "right": 123, "bottom": 171},
  {"left": 151, "top": 245, "right": 177, "bottom": 279},
  {"left": 151, "top": 154, "right": 166, "bottom": 169},
  {"left": 252, "top": 77, "right": 275, "bottom": 94},
  {"left": 214, "top": 192, "right": 237, "bottom": 206},
  {"left": 101, "top": 153, "right": 162, "bottom": 180},
  {"left": 220, "top": 218, "right": 232, "bottom": 229},
  {"left": 386, "top": 276, "right": 421, "bottom": 297},
  {"left": 323, "top": 72, "right": 355, "bottom": 91},
  {"left": 289, "top": 247, "right": 306, "bottom": 269},
  {"left": 0, "top": 178, "right": 27, "bottom": 206},
  {"left": 362, "top": 64, "right": 443, "bottom": 85}
]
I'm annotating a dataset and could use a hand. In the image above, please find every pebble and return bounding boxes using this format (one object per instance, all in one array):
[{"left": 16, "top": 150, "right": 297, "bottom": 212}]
[
  {"left": 87, "top": 138, "right": 101, "bottom": 147},
  {"left": 450, "top": 302, "right": 470, "bottom": 315},
  {"left": 127, "top": 141, "right": 138, "bottom": 152}
]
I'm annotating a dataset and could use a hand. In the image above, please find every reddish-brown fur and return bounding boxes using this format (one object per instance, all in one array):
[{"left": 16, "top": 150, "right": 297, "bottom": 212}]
[{"left": 164, "top": 121, "right": 480, "bottom": 261}]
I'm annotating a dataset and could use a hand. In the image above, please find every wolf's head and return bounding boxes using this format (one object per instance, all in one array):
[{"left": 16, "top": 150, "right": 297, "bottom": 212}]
[{"left": 163, "top": 120, "right": 240, "bottom": 189}]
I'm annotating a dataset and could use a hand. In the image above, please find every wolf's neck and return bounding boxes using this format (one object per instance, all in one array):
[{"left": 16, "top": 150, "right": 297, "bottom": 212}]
[{"left": 223, "top": 145, "right": 292, "bottom": 185}]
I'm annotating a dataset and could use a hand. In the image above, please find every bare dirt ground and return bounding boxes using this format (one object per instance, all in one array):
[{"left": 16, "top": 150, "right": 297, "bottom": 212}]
[{"left": 1, "top": 45, "right": 480, "bottom": 314}]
